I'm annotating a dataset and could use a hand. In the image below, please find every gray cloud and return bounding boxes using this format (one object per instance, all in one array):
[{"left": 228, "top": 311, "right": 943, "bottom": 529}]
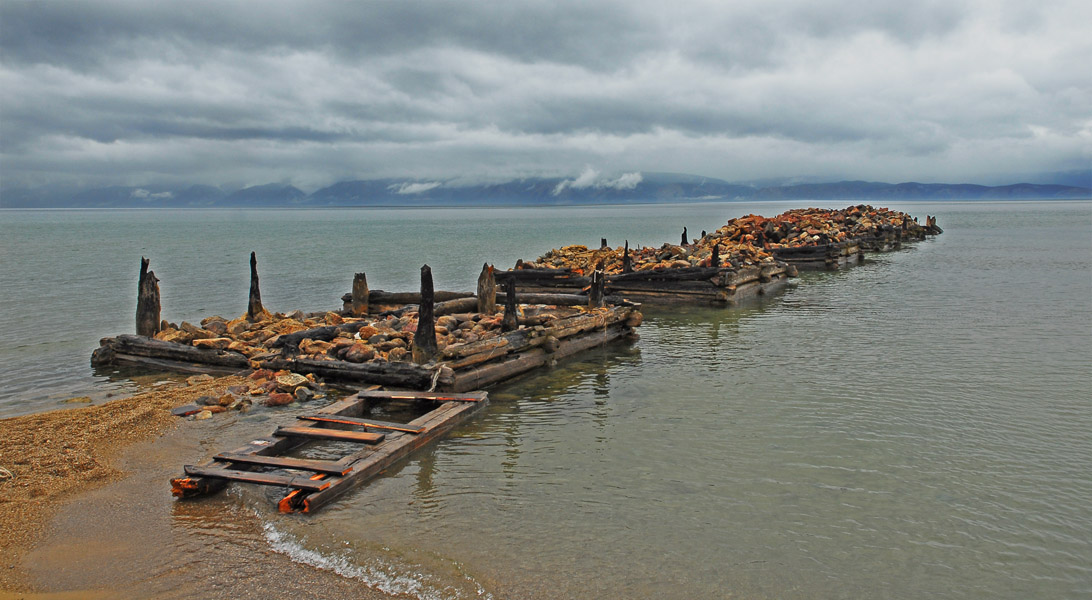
[{"left": 1, "top": 0, "right": 1089, "bottom": 192}]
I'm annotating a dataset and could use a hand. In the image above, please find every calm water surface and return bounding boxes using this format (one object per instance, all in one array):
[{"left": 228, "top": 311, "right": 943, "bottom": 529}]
[{"left": 1, "top": 201, "right": 1090, "bottom": 598}]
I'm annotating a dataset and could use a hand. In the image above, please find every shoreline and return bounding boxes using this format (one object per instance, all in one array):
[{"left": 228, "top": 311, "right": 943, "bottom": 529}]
[{"left": 0, "top": 378, "right": 398, "bottom": 599}]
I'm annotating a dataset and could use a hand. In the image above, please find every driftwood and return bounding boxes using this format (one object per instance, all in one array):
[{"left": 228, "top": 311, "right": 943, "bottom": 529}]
[
  {"left": 351, "top": 273, "right": 369, "bottom": 316},
  {"left": 247, "top": 252, "right": 265, "bottom": 321},
  {"left": 136, "top": 257, "right": 161, "bottom": 337},
  {"left": 412, "top": 265, "right": 438, "bottom": 364}
]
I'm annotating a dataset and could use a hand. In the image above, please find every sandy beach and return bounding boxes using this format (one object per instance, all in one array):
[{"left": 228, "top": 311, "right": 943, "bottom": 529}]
[{"left": 0, "top": 377, "right": 398, "bottom": 599}]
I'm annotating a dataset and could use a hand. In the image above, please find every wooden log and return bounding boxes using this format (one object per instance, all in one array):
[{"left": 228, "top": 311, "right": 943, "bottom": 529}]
[
  {"left": 247, "top": 251, "right": 265, "bottom": 321},
  {"left": 351, "top": 272, "right": 369, "bottom": 316},
  {"left": 589, "top": 270, "right": 605, "bottom": 308},
  {"left": 256, "top": 356, "right": 447, "bottom": 389},
  {"left": 476, "top": 263, "right": 497, "bottom": 315},
  {"left": 340, "top": 290, "right": 475, "bottom": 305},
  {"left": 607, "top": 267, "right": 720, "bottom": 282},
  {"left": 412, "top": 264, "right": 438, "bottom": 364},
  {"left": 449, "top": 323, "right": 631, "bottom": 392},
  {"left": 96, "top": 334, "right": 250, "bottom": 368},
  {"left": 622, "top": 240, "right": 632, "bottom": 273},
  {"left": 502, "top": 281, "right": 518, "bottom": 332},
  {"left": 136, "top": 257, "right": 161, "bottom": 337}
]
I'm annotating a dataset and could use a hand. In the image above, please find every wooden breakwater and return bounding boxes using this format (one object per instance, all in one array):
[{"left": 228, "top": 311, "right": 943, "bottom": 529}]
[
  {"left": 92, "top": 260, "right": 643, "bottom": 393},
  {"left": 502, "top": 205, "right": 942, "bottom": 303}
]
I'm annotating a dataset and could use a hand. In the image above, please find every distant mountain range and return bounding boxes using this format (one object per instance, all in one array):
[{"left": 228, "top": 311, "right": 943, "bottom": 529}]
[{"left": 2, "top": 172, "right": 1089, "bottom": 208}]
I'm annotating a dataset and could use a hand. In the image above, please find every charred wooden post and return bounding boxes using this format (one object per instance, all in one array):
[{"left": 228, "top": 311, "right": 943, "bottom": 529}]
[
  {"left": 589, "top": 270, "right": 605, "bottom": 308},
  {"left": 711, "top": 244, "right": 720, "bottom": 268},
  {"left": 351, "top": 272, "right": 369, "bottom": 316},
  {"left": 701, "top": 230, "right": 707, "bottom": 238},
  {"left": 600, "top": 238, "right": 608, "bottom": 249},
  {"left": 247, "top": 251, "right": 265, "bottom": 321},
  {"left": 622, "top": 240, "right": 632, "bottom": 273},
  {"left": 502, "top": 281, "right": 518, "bottom": 332},
  {"left": 477, "top": 263, "right": 497, "bottom": 314},
  {"left": 412, "top": 265, "right": 438, "bottom": 364},
  {"left": 136, "top": 257, "right": 161, "bottom": 337},
  {"left": 681, "top": 227, "right": 688, "bottom": 246}
]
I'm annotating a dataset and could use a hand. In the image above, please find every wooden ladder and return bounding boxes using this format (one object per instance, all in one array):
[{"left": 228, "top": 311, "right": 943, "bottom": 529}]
[{"left": 171, "top": 390, "right": 488, "bottom": 513}]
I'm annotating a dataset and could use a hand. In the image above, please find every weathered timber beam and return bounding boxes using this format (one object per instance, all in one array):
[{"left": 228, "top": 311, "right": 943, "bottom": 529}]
[{"left": 94, "top": 334, "right": 249, "bottom": 368}]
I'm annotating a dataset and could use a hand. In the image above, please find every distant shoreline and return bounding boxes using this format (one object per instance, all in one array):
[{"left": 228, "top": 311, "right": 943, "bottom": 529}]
[{"left": 2, "top": 196, "right": 1090, "bottom": 212}]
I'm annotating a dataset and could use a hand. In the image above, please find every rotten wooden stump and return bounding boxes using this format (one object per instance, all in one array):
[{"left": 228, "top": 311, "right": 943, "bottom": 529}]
[
  {"left": 351, "top": 272, "right": 369, "bottom": 316},
  {"left": 502, "top": 280, "right": 518, "bottom": 332},
  {"left": 247, "top": 251, "right": 265, "bottom": 321},
  {"left": 412, "top": 264, "right": 438, "bottom": 364},
  {"left": 136, "top": 257, "right": 161, "bottom": 337},
  {"left": 476, "top": 263, "right": 496, "bottom": 315}
]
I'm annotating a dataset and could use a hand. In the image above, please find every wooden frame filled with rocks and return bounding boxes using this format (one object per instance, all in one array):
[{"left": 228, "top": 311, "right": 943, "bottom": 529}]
[{"left": 92, "top": 260, "right": 643, "bottom": 394}]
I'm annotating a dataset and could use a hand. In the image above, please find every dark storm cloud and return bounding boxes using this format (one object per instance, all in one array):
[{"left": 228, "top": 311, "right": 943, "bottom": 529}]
[{"left": 1, "top": 0, "right": 1089, "bottom": 191}]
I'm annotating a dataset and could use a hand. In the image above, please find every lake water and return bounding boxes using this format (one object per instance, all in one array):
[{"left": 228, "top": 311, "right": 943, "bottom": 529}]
[{"left": 1, "top": 201, "right": 1090, "bottom": 598}]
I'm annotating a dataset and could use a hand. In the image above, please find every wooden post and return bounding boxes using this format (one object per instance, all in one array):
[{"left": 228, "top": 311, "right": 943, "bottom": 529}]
[
  {"left": 711, "top": 244, "right": 720, "bottom": 268},
  {"left": 589, "top": 270, "right": 605, "bottom": 308},
  {"left": 136, "top": 257, "right": 161, "bottom": 337},
  {"left": 351, "top": 272, "right": 369, "bottom": 316},
  {"left": 412, "top": 265, "right": 438, "bottom": 364},
  {"left": 600, "top": 238, "right": 608, "bottom": 249},
  {"left": 681, "top": 227, "right": 688, "bottom": 246},
  {"left": 476, "top": 263, "right": 496, "bottom": 314},
  {"left": 622, "top": 240, "right": 632, "bottom": 273},
  {"left": 247, "top": 251, "right": 265, "bottom": 321},
  {"left": 701, "top": 230, "right": 707, "bottom": 238},
  {"left": 501, "top": 280, "right": 518, "bottom": 332}
]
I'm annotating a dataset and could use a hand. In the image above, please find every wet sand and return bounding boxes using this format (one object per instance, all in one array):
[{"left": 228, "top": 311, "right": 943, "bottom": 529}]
[{"left": 0, "top": 378, "right": 397, "bottom": 599}]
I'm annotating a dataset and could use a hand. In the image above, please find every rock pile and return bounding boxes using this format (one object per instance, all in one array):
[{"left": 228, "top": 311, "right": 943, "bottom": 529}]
[
  {"left": 152, "top": 305, "right": 587, "bottom": 366},
  {"left": 514, "top": 204, "right": 927, "bottom": 272}
]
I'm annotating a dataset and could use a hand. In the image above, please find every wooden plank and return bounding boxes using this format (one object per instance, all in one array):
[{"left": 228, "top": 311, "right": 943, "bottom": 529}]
[
  {"left": 214, "top": 453, "right": 352, "bottom": 475},
  {"left": 274, "top": 426, "right": 385, "bottom": 444},
  {"left": 298, "top": 415, "right": 425, "bottom": 434},
  {"left": 353, "top": 390, "right": 489, "bottom": 402},
  {"left": 183, "top": 465, "right": 333, "bottom": 491}
]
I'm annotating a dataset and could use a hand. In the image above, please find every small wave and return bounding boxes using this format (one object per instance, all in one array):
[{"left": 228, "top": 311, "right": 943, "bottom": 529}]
[{"left": 261, "top": 518, "right": 492, "bottom": 600}]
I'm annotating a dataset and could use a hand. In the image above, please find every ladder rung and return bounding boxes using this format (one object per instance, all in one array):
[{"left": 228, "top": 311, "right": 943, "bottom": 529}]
[
  {"left": 183, "top": 465, "right": 332, "bottom": 491},
  {"left": 298, "top": 415, "right": 424, "bottom": 434},
  {"left": 214, "top": 453, "right": 351, "bottom": 475},
  {"left": 274, "top": 426, "right": 385, "bottom": 444}
]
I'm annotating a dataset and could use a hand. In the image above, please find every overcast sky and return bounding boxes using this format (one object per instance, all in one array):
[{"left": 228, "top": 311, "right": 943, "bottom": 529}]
[{"left": 2, "top": 0, "right": 1089, "bottom": 191}]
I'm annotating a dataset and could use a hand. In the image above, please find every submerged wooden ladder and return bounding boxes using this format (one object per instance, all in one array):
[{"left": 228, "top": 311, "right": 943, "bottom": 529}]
[{"left": 170, "top": 390, "right": 488, "bottom": 513}]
